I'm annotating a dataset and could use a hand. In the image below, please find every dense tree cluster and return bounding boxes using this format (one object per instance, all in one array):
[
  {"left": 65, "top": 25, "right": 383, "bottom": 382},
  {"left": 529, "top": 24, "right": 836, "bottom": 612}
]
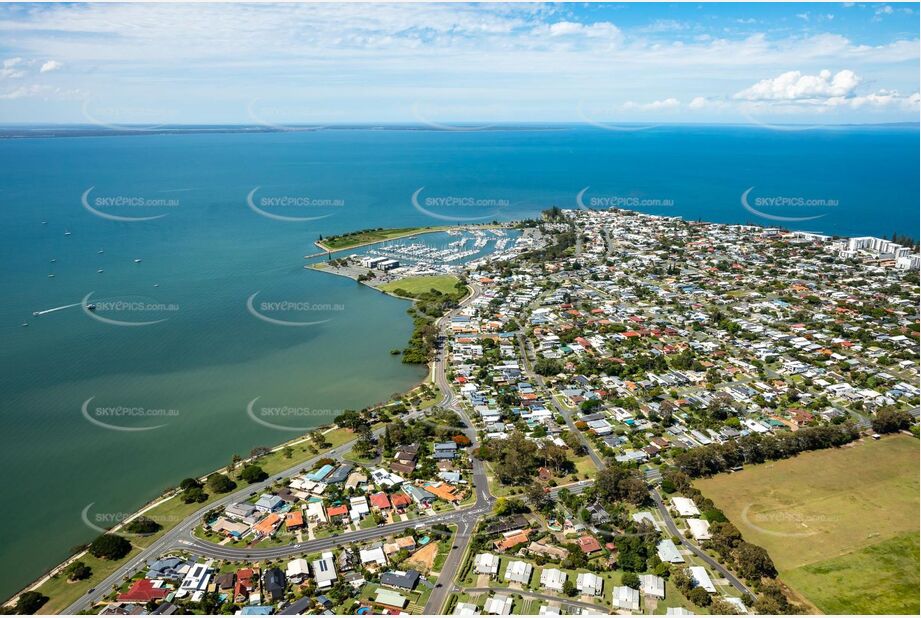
[
  {"left": 88, "top": 534, "right": 131, "bottom": 560},
  {"left": 592, "top": 463, "right": 649, "bottom": 506},
  {"left": 871, "top": 407, "right": 913, "bottom": 434},
  {"left": 477, "top": 431, "right": 573, "bottom": 485},
  {"left": 674, "top": 424, "right": 858, "bottom": 477}
]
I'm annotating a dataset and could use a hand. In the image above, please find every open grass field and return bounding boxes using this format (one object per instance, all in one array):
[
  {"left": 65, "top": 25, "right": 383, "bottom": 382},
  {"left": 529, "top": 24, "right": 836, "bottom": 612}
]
[
  {"left": 696, "top": 434, "right": 919, "bottom": 614},
  {"left": 782, "top": 532, "right": 919, "bottom": 614},
  {"left": 379, "top": 275, "right": 461, "bottom": 297}
]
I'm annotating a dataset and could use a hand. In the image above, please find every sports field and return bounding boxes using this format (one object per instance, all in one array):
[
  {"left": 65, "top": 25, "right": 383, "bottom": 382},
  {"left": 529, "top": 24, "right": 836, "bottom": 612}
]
[{"left": 696, "top": 434, "right": 919, "bottom": 614}]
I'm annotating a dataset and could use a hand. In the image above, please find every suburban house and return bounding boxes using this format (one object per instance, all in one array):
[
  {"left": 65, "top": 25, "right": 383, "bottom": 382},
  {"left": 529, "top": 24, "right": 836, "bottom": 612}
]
[
  {"left": 539, "top": 568, "right": 567, "bottom": 592},
  {"left": 576, "top": 572, "right": 603, "bottom": 597}
]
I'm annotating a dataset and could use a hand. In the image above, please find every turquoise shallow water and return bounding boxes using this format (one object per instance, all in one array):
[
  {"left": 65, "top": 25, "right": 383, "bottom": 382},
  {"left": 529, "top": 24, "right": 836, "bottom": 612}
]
[{"left": 0, "top": 125, "right": 918, "bottom": 599}]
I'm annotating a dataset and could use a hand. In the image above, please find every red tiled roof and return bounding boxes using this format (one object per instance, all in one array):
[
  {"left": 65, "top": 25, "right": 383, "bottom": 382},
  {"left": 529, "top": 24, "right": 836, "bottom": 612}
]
[
  {"left": 390, "top": 493, "right": 411, "bottom": 508},
  {"left": 577, "top": 535, "right": 602, "bottom": 554},
  {"left": 118, "top": 579, "right": 169, "bottom": 603},
  {"left": 370, "top": 492, "right": 391, "bottom": 509}
]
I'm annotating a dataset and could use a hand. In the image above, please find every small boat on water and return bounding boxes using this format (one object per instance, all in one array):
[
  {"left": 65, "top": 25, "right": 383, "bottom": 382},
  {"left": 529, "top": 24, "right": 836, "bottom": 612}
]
[
  {"left": 50, "top": 258, "right": 56, "bottom": 263},
  {"left": 64, "top": 229, "right": 72, "bottom": 236},
  {"left": 97, "top": 249, "right": 104, "bottom": 254},
  {"left": 21, "top": 322, "right": 28, "bottom": 327},
  {"left": 97, "top": 269, "right": 104, "bottom": 273},
  {"left": 47, "top": 273, "right": 55, "bottom": 278},
  {"left": 133, "top": 258, "right": 142, "bottom": 263}
]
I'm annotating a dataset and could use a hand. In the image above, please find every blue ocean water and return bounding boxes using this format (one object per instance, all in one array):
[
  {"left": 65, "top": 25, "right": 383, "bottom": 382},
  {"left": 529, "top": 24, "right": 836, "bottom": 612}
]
[{"left": 0, "top": 125, "right": 917, "bottom": 600}]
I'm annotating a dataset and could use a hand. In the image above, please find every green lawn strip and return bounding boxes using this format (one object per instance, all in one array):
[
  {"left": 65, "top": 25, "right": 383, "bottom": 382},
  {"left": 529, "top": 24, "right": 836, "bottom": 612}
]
[
  {"left": 35, "top": 547, "right": 145, "bottom": 615},
  {"left": 319, "top": 227, "right": 444, "bottom": 251}
]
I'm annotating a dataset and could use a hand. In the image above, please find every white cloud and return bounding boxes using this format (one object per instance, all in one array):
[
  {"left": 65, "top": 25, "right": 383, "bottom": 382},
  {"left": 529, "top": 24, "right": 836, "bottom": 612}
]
[
  {"left": 1, "top": 56, "right": 24, "bottom": 79},
  {"left": 621, "top": 97, "right": 680, "bottom": 111},
  {"left": 734, "top": 69, "right": 861, "bottom": 101},
  {"left": 39, "top": 59, "right": 62, "bottom": 73},
  {"left": 542, "top": 20, "right": 622, "bottom": 40}
]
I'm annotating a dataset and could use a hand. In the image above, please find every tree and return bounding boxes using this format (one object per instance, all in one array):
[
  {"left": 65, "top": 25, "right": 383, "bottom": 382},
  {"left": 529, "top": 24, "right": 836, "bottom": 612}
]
[
  {"left": 753, "top": 580, "right": 798, "bottom": 614},
  {"left": 240, "top": 464, "right": 268, "bottom": 484},
  {"left": 622, "top": 572, "right": 640, "bottom": 589},
  {"left": 526, "top": 483, "right": 554, "bottom": 514},
  {"left": 709, "top": 598, "right": 740, "bottom": 615},
  {"left": 688, "top": 587, "right": 711, "bottom": 607},
  {"left": 206, "top": 473, "right": 237, "bottom": 494},
  {"left": 88, "top": 534, "right": 131, "bottom": 560},
  {"left": 182, "top": 486, "right": 208, "bottom": 504},
  {"left": 734, "top": 542, "right": 777, "bottom": 580},
  {"left": 562, "top": 579, "right": 577, "bottom": 597},
  {"left": 125, "top": 516, "right": 162, "bottom": 535},
  {"left": 14, "top": 592, "right": 48, "bottom": 614},
  {"left": 594, "top": 464, "right": 648, "bottom": 506},
  {"left": 179, "top": 477, "right": 201, "bottom": 491},
  {"left": 534, "top": 358, "right": 563, "bottom": 376},
  {"left": 872, "top": 408, "right": 912, "bottom": 434},
  {"left": 64, "top": 561, "right": 92, "bottom": 581}
]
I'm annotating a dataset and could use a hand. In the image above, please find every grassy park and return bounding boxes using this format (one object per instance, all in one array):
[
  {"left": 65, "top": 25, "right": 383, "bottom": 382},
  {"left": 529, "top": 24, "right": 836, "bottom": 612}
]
[
  {"left": 696, "top": 434, "right": 919, "bottom": 614},
  {"left": 379, "top": 275, "right": 462, "bottom": 297},
  {"left": 318, "top": 227, "right": 438, "bottom": 251}
]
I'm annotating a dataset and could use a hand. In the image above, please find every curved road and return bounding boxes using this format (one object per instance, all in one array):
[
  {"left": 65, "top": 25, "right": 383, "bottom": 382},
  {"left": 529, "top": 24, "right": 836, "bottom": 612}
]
[
  {"left": 651, "top": 488, "right": 753, "bottom": 597},
  {"left": 66, "top": 280, "right": 493, "bottom": 615}
]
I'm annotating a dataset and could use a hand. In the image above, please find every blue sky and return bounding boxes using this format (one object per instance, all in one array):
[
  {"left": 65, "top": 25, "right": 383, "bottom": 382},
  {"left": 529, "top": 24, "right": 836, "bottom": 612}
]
[{"left": 0, "top": 2, "right": 918, "bottom": 125}]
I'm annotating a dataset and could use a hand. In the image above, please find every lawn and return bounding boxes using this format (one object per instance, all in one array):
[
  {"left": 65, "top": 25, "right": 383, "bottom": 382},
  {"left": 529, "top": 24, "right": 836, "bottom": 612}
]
[
  {"left": 695, "top": 434, "right": 919, "bottom": 614},
  {"left": 379, "top": 275, "right": 461, "bottom": 297},
  {"left": 319, "top": 227, "right": 442, "bottom": 251},
  {"left": 782, "top": 532, "right": 920, "bottom": 615}
]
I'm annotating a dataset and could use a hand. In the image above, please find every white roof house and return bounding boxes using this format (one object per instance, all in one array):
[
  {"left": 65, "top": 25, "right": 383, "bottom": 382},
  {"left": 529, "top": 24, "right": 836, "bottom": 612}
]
[
  {"left": 359, "top": 547, "right": 388, "bottom": 568},
  {"left": 311, "top": 551, "right": 337, "bottom": 589},
  {"left": 657, "top": 539, "right": 685, "bottom": 563},
  {"left": 483, "top": 593, "right": 513, "bottom": 615},
  {"left": 350, "top": 495, "right": 370, "bottom": 520},
  {"left": 474, "top": 553, "right": 500, "bottom": 576},
  {"left": 539, "top": 568, "right": 567, "bottom": 592},
  {"left": 285, "top": 558, "right": 309, "bottom": 581},
  {"left": 454, "top": 602, "right": 481, "bottom": 616},
  {"left": 305, "top": 501, "right": 327, "bottom": 524},
  {"left": 632, "top": 511, "right": 661, "bottom": 530},
  {"left": 538, "top": 602, "right": 562, "bottom": 616},
  {"left": 504, "top": 560, "right": 533, "bottom": 585},
  {"left": 687, "top": 518, "right": 712, "bottom": 541},
  {"left": 688, "top": 566, "right": 716, "bottom": 593},
  {"left": 666, "top": 608, "right": 695, "bottom": 615},
  {"left": 178, "top": 561, "right": 212, "bottom": 596},
  {"left": 613, "top": 586, "right": 640, "bottom": 611},
  {"left": 576, "top": 572, "right": 603, "bottom": 597},
  {"left": 640, "top": 574, "right": 665, "bottom": 599},
  {"left": 670, "top": 497, "right": 700, "bottom": 517}
]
